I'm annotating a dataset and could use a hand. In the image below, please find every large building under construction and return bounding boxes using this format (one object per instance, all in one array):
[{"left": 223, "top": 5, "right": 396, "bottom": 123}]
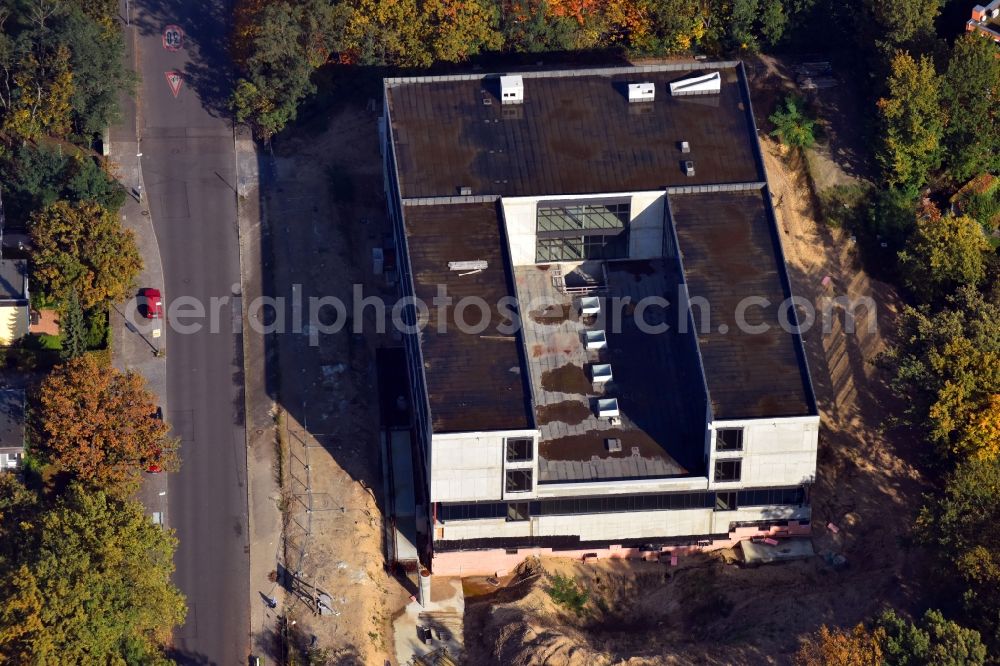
[{"left": 381, "top": 62, "right": 819, "bottom": 575}]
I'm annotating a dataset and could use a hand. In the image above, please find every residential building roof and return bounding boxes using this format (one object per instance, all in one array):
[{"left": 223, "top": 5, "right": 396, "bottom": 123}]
[
  {"left": 0, "top": 389, "right": 25, "bottom": 453},
  {"left": 0, "top": 259, "right": 27, "bottom": 302},
  {"left": 386, "top": 63, "right": 764, "bottom": 200}
]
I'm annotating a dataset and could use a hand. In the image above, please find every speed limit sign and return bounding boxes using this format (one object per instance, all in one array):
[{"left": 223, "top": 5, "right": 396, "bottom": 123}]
[{"left": 163, "top": 25, "right": 183, "bottom": 51}]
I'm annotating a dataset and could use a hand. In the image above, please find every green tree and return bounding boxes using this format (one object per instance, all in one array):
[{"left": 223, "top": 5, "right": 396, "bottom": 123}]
[
  {"left": 33, "top": 355, "right": 175, "bottom": 494},
  {"left": 29, "top": 200, "right": 143, "bottom": 308},
  {"left": 884, "top": 286, "right": 1000, "bottom": 458},
  {"left": 877, "top": 51, "right": 944, "bottom": 191},
  {"left": 877, "top": 608, "right": 986, "bottom": 665},
  {"left": 941, "top": 33, "right": 1000, "bottom": 183},
  {"left": 863, "top": 0, "right": 942, "bottom": 54},
  {"left": 917, "top": 457, "right": 1000, "bottom": 649},
  {"left": 65, "top": 155, "right": 126, "bottom": 212},
  {"left": 0, "top": 485, "right": 185, "bottom": 663},
  {"left": 897, "top": 201, "right": 989, "bottom": 303},
  {"left": 34, "top": 4, "right": 134, "bottom": 136},
  {"left": 630, "top": 0, "right": 706, "bottom": 55},
  {"left": 232, "top": 0, "right": 350, "bottom": 140},
  {"left": 500, "top": 0, "right": 581, "bottom": 53},
  {"left": 58, "top": 289, "right": 86, "bottom": 361},
  {"left": 769, "top": 95, "right": 816, "bottom": 149}
]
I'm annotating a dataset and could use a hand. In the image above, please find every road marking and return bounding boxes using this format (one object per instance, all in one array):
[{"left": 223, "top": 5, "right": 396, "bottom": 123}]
[
  {"left": 165, "top": 71, "right": 183, "bottom": 98},
  {"left": 163, "top": 24, "right": 184, "bottom": 51}
]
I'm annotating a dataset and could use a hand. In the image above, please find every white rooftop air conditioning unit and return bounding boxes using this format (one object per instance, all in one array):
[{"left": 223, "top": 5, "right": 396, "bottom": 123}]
[
  {"left": 627, "top": 83, "right": 655, "bottom": 103},
  {"left": 669, "top": 71, "right": 722, "bottom": 96},
  {"left": 597, "top": 398, "right": 620, "bottom": 418},
  {"left": 585, "top": 330, "right": 608, "bottom": 350},
  {"left": 500, "top": 75, "right": 524, "bottom": 105},
  {"left": 591, "top": 363, "right": 613, "bottom": 384}
]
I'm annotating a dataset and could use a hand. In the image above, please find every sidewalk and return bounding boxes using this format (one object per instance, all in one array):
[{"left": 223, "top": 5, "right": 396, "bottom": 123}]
[
  {"left": 109, "top": 19, "right": 169, "bottom": 524},
  {"left": 235, "top": 127, "right": 286, "bottom": 653}
]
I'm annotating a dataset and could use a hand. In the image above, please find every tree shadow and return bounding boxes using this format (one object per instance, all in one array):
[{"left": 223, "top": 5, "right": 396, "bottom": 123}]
[
  {"left": 130, "top": 0, "right": 235, "bottom": 119},
  {"left": 163, "top": 647, "right": 213, "bottom": 665}
]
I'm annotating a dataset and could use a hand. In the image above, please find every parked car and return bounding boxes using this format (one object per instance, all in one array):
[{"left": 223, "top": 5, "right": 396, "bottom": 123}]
[{"left": 140, "top": 288, "right": 163, "bottom": 319}]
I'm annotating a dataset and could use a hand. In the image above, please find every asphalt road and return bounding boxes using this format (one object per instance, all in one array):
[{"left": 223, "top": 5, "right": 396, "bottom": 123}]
[{"left": 129, "top": 2, "right": 250, "bottom": 662}]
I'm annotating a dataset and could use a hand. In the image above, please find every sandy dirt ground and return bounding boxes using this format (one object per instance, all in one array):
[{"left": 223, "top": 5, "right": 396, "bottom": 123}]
[
  {"left": 257, "top": 100, "right": 411, "bottom": 664},
  {"left": 460, "top": 57, "right": 930, "bottom": 665}
]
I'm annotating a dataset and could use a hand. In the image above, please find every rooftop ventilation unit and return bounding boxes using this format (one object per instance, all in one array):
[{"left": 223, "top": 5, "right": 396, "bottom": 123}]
[
  {"left": 627, "top": 83, "right": 655, "bottom": 103},
  {"left": 500, "top": 75, "right": 524, "bottom": 105},
  {"left": 669, "top": 71, "right": 722, "bottom": 96},
  {"left": 585, "top": 330, "right": 608, "bottom": 349},
  {"left": 680, "top": 141, "right": 691, "bottom": 153},
  {"left": 448, "top": 260, "right": 487, "bottom": 275},
  {"left": 597, "top": 398, "right": 620, "bottom": 418},
  {"left": 459, "top": 186, "right": 472, "bottom": 195},
  {"left": 591, "top": 363, "right": 613, "bottom": 384},
  {"left": 606, "top": 438, "right": 622, "bottom": 452},
  {"left": 579, "top": 296, "right": 601, "bottom": 316}
]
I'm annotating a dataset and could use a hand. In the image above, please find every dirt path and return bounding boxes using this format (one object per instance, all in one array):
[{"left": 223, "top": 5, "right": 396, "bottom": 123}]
[{"left": 259, "top": 103, "right": 409, "bottom": 665}]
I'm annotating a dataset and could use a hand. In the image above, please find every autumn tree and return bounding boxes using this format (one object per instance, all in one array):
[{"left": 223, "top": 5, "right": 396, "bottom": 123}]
[
  {"left": 30, "top": 200, "right": 142, "bottom": 309},
  {"left": 897, "top": 201, "right": 989, "bottom": 303},
  {"left": 630, "top": 0, "right": 705, "bottom": 55},
  {"left": 794, "top": 623, "right": 884, "bottom": 666},
  {"left": 941, "top": 32, "right": 1000, "bottom": 183},
  {"left": 0, "top": 2, "right": 131, "bottom": 138},
  {"left": 2, "top": 45, "right": 73, "bottom": 140},
  {"left": 424, "top": 0, "right": 502, "bottom": 63},
  {"left": 884, "top": 286, "right": 1000, "bottom": 459},
  {"left": 917, "top": 456, "right": 1000, "bottom": 648},
  {"left": 876, "top": 608, "right": 986, "bottom": 665},
  {"left": 32, "top": 355, "right": 175, "bottom": 493},
  {"left": 877, "top": 51, "right": 944, "bottom": 192},
  {"left": 0, "top": 485, "right": 185, "bottom": 663}
]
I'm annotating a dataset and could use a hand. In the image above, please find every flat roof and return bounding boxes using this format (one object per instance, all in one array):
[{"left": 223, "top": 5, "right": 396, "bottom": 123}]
[
  {"left": 669, "top": 190, "right": 815, "bottom": 419},
  {"left": 386, "top": 64, "right": 763, "bottom": 199},
  {"left": 0, "top": 389, "right": 25, "bottom": 453},
  {"left": 0, "top": 259, "right": 27, "bottom": 301},
  {"left": 402, "top": 202, "right": 534, "bottom": 433},
  {"left": 516, "top": 261, "right": 706, "bottom": 482}
]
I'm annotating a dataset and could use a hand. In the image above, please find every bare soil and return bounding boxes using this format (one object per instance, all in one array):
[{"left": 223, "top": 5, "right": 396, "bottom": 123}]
[
  {"left": 462, "top": 57, "right": 930, "bottom": 665},
  {"left": 261, "top": 102, "right": 410, "bottom": 664}
]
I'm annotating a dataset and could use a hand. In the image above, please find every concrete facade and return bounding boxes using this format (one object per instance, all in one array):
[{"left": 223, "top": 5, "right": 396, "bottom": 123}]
[{"left": 430, "top": 429, "right": 539, "bottom": 502}]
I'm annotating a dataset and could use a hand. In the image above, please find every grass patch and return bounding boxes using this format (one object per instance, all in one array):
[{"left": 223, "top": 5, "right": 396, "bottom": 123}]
[
  {"left": 35, "top": 333, "right": 62, "bottom": 351},
  {"left": 546, "top": 573, "right": 589, "bottom": 616},
  {"left": 817, "top": 183, "right": 873, "bottom": 229}
]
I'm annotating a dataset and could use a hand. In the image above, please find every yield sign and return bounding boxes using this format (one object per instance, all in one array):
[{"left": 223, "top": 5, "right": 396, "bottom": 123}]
[{"left": 165, "top": 71, "right": 183, "bottom": 98}]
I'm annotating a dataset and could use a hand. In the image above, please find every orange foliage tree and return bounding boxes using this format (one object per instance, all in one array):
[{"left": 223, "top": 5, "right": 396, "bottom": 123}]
[
  {"left": 33, "top": 355, "right": 176, "bottom": 493},
  {"left": 794, "top": 624, "right": 884, "bottom": 666}
]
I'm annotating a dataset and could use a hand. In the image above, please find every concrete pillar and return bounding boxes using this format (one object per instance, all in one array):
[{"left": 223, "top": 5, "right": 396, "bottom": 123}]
[{"left": 418, "top": 568, "right": 432, "bottom": 607}]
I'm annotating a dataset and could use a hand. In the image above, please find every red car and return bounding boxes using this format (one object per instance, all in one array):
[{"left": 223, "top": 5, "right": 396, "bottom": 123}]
[{"left": 140, "top": 288, "right": 163, "bottom": 319}]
